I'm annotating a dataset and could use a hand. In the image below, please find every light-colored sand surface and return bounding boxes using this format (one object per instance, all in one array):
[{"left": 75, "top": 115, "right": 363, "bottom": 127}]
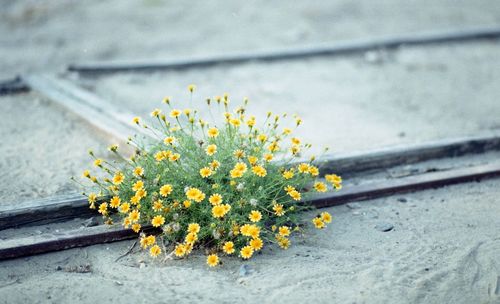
[
  {"left": 78, "top": 41, "right": 500, "bottom": 155},
  {"left": 1, "top": 179, "right": 499, "bottom": 304},
  {"left": 2, "top": 0, "right": 500, "bottom": 79},
  {"left": 0, "top": 93, "right": 115, "bottom": 205}
]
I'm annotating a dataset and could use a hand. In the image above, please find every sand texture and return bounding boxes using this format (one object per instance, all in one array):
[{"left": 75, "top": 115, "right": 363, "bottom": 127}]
[
  {"left": 78, "top": 41, "right": 500, "bottom": 155},
  {"left": 0, "top": 179, "right": 499, "bottom": 303},
  {"left": 0, "top": 93, "right": 115, "bottom": 206},
  {"left": 2, "top": 0, "right": 500, "bottom": 79}
]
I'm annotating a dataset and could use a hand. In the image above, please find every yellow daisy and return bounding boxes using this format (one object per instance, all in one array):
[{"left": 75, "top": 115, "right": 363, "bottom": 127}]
[
  {"left": 205, "top": 144, "right": 217, "bottom": 156},
  {"left": 240, "top": 246, "right": 254, "bottom": 259},
  {"left": 199, "top": 167, "right": 213, "bottom": 178},
  {"left": 320, "top": 212, "right": 332, "bottom": 223},
  {"left": 188, "top": 223, "right": 200, "bottom": 234},
  {"left": 223, "top": 241, "right": 235, "bottom": 254},
  {"left": 151, "top": 215, "right": 165, "bottom": 227},
  {"left": 278, "top": 226, "right": 291, "bottom": 237},
  {"left": 112, "top": 172, "right": 124, "bottom": 185},
  {"left": 207, "top": 127, "right": 219, "bottom": 138},
  {"left": 249, "top": 210, "right": 262, "bottom": 222},
  {"left": 209, "top": 193, "right": 223, "bottom": 205},
  {"left": 206, "top": 254, "right": 219, "bottom": 267},
  {"left": 150, "top": 245, "right": 161, "bottom": 257},
  {"left": 132, "top": 180, "right": 144, "bottom": 192},
  {"left": 314, "top": 181, "right": 327, "bottom": 192},
  {"left": 160, "top": 184, "right": 173, "bottom": 197},
  {"left": 170, "top": 109, "right": 181, "bottom": 118},
  {"left": 250, "top": 238, "right": 263, "bottom": 251}
]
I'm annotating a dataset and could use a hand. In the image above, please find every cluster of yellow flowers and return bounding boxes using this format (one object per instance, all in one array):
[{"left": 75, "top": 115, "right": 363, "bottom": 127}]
[{"left": 80, "top": 85, "right": 342, "bottom": 267}]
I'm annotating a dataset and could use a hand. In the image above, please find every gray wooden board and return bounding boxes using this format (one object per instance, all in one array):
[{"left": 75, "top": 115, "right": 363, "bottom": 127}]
[
  {"left": 1, "top": 161, "right": 500, "bottom": 260},
  {"left": 68, "top": 26, "right": 500, "bottom": 74}
]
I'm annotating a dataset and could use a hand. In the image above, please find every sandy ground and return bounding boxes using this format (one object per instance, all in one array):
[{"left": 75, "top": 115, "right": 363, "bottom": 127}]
[
  {"left": 2, "top": 0, "right": 500, "bottom": 79},
  {"left": 1, "top": 178, "right": 499, "bottom": 304},
  {"left": 0, "top": 93, "right": 115, "bottom": 206},
  {"left": 76, "top": 40, "right": 500, "bottom": 155}
]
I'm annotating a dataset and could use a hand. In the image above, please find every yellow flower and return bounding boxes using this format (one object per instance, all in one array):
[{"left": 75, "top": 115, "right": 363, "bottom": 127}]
[
  {"left": 136, "top": 188, "right": 147, "bottom": 198},
  {"left": 163, "top": 136, "right": 176, "bottom": 145},
  {"left": 289, "top": 190, "right": 301, "bottom": 201},
  {"left": 188, "top": 223, "right": 200, "bottom": 234},
  {"left": 230, "top": 169, "right": 244, "bottom": 178},
  {"left": 112, "top": 171, "right": 124, "bottom": 185},
  {"left": 223, "top": 241, "right": 235, "bottom": 254},
  {"left": 273, "top": 204, "right": 285, "bottom": 216},
  {"left": 128, "top": 209, "right": 140, "bottom": 222},
  {"left": 122, "top": 217, "right": 131, "bottom": 228},
  {"left": 186, "top": 187, "right": 205, "bottom": 202},
  {"left": 257, "top": 134, "right": 267, "bottom": 143},
  {"left": 314, "top": 181, "right": 327, "bottom": 192},
  {"left": 98, "top": 202, "right": 108, "bottom": 215},
  {"left": 169, "top": 153, "right": 180, "bottom": 162},
  {"left": 325, "top": 174, "right": 342, "bottom": 184},
  {"left": 131, "top": 181, "right": 143, "bottom": 192},
  {"left": 268, "top": 142, "right": 279, "bottom": 152},
  {"left": 263, "top": 153, "right": 273, "bottom": 162},
  {"left": 130, "top": 195, "right": 141, "bottom": 205},
  {"left": 240, "top": 246, "right": 254, "bottom": 259},
  {"left": 150, "top": 108, "right": 161, "bottom": 117},
  {"left": 153, "top": 200, "right": 163, "bottom": 212},
  {"left": 234, "top": 162, "right": 247, "bottom": 173},
  {"left": 205, "top": 144, "right": 217, "bottom": 156},
  {"left": 206, "top": 254, "right": 219, "bottom": 267},
  {"left": 109, "top": 196, "right": 121, "bottom": 208},
  {"left": 229, "top": 118, "right": 241, "bottom": 127},
  {"left": 247, "top": 156, "right": 258, "bottom": 165},
  {"left": 308, "top": 166, "right": 319, "bottom": 176},
  {"left": 284, "top": 185, "right": 296, "bottom": 193},
  {"left": 160, "top": 184, "right": 173, "bottom": 197},
  {"left": 212, "top": 205, "right": 227, "bottom": 218},
  {"left": 199, "top": 167, "right": 213, "bottom": 178},
  {"left": 88, "top": 192, "right": 97, "bottom": 204},
  {"left": 298, "top": 163, "right": 310, "bottom": 173},
  {"left": 283, "top": 128, "right": 292, "bottom": 135},
  {"left": 170, "top": 109, "right": 181, "bottom": 118},
  {"left": 250, "top": 238, "right": 263, "bottom": 251},
  {"left": 131, "top": 223, "right": 141, "bottom": 233},
  {"left": 183, "top": 200, "right": 192, "bottom": 208},
  {"left": 291, "top": 146, "right": 300, "bottom": 155},
  {"left": 93, "top": 159, "right": 102, "bottom": 167},
  {"left": 291, "top": 137, "right": 301, "bottom": 145},
  {"left": 249, "top": 210, "right": 262, "bottom": 222},
  {"left": 132, "top": 116, "right": 140, "bottom": 124},
  {"left": 321, "top": 212, "right": 332, "bottom": 223},
  {"left": 278, "top": 226, "right": 291, "bottom": 237},
  {"left": 140, "top": 235, "right": 150, "bottom": 248},
  {"left": 188, "top": 84, "right": 196, "bottom": 92},
  {"left": 246, "top": 117, "right": 256, "bottom": 127},
  {"left": 282, "top": 170, "right": 294, "bottom": 179},
  {"left": 233, "top": 149, "right": 245, "bottom": 158},
  {"left": 150, "top": 245, "right": 161, "bottom": 257},
  {"left": 209, "top": 193, "right": 223, "bottom": 206},
  {"left": 210, "top": 160, "right": 220, "bottom": 170},
  {"left": 120, "top": 202, "right": 131, "bottom": 213},
  {"left": 207, "top": 127, "right": 219, "bottom": 138},
  {"left": 83, "top": 170, "right": 91, "bottom": 178},
  {"left": 185, "top": 232, "right": 198, "bottom": 244},
  {"left": 252, "top": 165, "right": 267, "bottom": 177},
  {"left": 312, "top": 217, "right": 325, "bottom": 229},
  {"left": 278, "top": 237, "right": 290, "bottom": 249},
  {"left": 174, "top": 244, "right": 187, "bottom": 257},
  {"left": 151, "top": 215, "right": 165, "bottom": 227}
]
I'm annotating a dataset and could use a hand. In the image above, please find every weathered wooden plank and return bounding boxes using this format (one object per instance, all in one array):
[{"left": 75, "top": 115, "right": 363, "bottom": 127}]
[
  {"left": 21, "top": 74, "right": 151, "bottom": 143},
  {"left": 310, "top": 162, "right": 500, "bottom": 208},
  {"left": 2, "top": 131, "right": 500, "bottom": 230},
  {"left": 315, "top": 131, "right": 500, "bottom": 176},
  {"left": 68, "top": 26, "right": 500, "bottom": 74},
  {"left": 0, "top": 194, "right": 94, "bottom": 230},
  {"left": 2, "top": 162, "right": 499, "bottom": 260},
  {"left": 0, "top": 77, "right": 29, "bottom": 95},
  {"left": 0, "top": 224, "right": 157, "bottom": 260}
]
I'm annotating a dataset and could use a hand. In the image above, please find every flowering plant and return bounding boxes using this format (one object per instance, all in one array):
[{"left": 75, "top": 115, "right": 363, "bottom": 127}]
[{"left": 79, "top": 85, "right": 342, "bottom": 267}]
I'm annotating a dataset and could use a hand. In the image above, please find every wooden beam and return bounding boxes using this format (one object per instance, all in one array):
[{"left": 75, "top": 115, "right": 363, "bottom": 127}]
[
  {"left": 0, "top": 194, "right": 93, "bottom": 230},
  {"left": 68, "top": 26, "right": 500, "bottom": 74},
  {"left": 2, "top": 162, "right": 499, "bottom": 260},
  {"left": 21, "top": 74, "right": 151, "bottom": 143},
  {"left": 0, "top": 77, "right": 29, "bottom": 95}
]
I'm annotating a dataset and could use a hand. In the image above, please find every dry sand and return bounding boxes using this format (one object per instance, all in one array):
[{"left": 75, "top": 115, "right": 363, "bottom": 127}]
[
  {"left": 77, "top": 41, "right": 500, "bottom": 155},
  {"left": 0, "top": 93, "right": 115, "bottom": 206},
  {"left": 2, "top": 0, "right": 500, "bottom": 79},
  {"left": 0, "top": 179, "right": 499, "bottom": 304}
]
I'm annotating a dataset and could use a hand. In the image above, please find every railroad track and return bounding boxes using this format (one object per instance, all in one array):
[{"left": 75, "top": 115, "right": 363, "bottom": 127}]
[{"left": 1, "top": 26, "right": 500, "bottom": 261}]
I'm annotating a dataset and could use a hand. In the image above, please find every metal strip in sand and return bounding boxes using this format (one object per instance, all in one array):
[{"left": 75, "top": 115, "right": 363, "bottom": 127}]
[
  {"left": 2, "top": 162, "right": 500, "bottom": 260},
  {"left": 68, "top": 26, "right": 500, "bottom": 74}
]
